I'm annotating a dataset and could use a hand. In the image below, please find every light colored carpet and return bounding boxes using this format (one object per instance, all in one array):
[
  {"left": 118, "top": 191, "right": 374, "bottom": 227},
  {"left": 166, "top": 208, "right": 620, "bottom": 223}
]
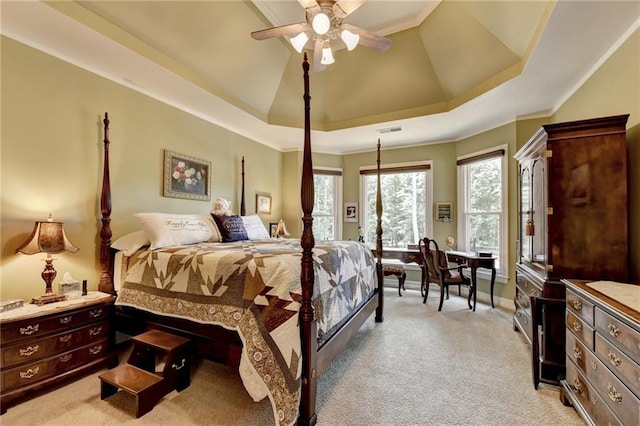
[{"left": 2, "top": 287, "right": 582, "bottom": 425}]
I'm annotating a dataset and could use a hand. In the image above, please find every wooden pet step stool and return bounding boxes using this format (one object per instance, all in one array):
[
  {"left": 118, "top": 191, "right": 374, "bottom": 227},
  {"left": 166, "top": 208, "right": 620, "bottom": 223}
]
[{"left": 99, "top": 329, "right": 191, "bottom": 417}]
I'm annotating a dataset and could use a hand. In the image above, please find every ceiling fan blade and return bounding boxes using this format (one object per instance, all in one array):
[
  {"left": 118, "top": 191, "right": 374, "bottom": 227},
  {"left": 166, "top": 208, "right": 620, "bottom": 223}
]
[
  {"left": 333, "top": 0, "right": 366, "bottom": 18},
  {"left": 313, "top": 38, "right": 326, "bottom": 72},
  {"left": 298, "top": 0, "right": 321, "bottom": 13},
  {"left": 341, "top": 23, "right": 391, "bottom": 52},
  {"left": 251, "top": 23, "right": 307, "bottom": 41}
]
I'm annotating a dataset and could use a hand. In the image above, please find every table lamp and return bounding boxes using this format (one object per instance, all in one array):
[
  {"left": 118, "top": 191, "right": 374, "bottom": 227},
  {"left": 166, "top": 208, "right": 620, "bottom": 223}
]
[
  {"left": 274, "top": 219, "right": 290, "bottom": 238},
  {"left": 16, "top": 214, "right": 79, "bottom": 305}
]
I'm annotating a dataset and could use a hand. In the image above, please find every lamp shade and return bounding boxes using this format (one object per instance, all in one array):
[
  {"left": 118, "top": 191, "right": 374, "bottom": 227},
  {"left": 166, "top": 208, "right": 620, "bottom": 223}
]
[
  {"left": 275, "top": 219, "right": 290, "bottom": 238},
  {"left": 321, "top": 46, "right": 335, "bottom": 65},
  {"left": 312, "top": 12, "right": 330, "bottom": 35},
  {"left": 290, "top": 32, "right": 309, "bottom": 53},
  {"left": 340, "top": 29, "right": 360, "bottom": 51},
  {"left": 16, "top": 220, "right": 79, "bottom": 255}
]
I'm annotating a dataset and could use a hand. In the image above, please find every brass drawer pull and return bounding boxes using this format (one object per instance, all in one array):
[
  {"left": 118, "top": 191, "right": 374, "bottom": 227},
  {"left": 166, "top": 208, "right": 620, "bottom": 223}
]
[
  {"left": 573, "top": 346, "right": 583, "bottom": 361},
  {"left": 89, "top": 345, "right": 102, "bottom": 355},
  {"left": 572, "top": 321, "right": 582, "bottom": 333},
  {"left": 59, "top": 316, "right": 72, "bottom": 324},
  {"left": 571, "top": 300, "right": 582, "bottom": 310},
  {"left": 607, "top": 323, "right": 621, "bottom": 338},
  {"left": 608, "top": 351, "right": 621, "bottom": 367},
  {"left": 591, "top": 396, "right": 598, "bottom": 406},
  {"left": 19, "top": 367, "right": 40, "bottom": 379},
  {"left": 607, "top": 383, "right": 623, "bottom": 404},
  {"left": 60, "top": 354, "right": 73, "bottom": 363},
  {"left": 572, "top": 377, "right": 583, "bottom": 393},
  {"left": 59, "top": 334, "right": 72, "bottom": 343},
  {"left": 591, "top": 361, "right": 597, "bottom": 370},
  {"left": 89, "top": 308, "right": 103, "bottom": 318},
  {"left": 530, "top": 290, "right": 539, "bottom": 297},
  {"left": 20, "top": 324, "right": 39, "bottom": 335},
  {"left": 19, "top": 345, "right": 39, "bottom": 357},
  {"left": 89, "top": 326, "right": 102, "bottom": 336}
]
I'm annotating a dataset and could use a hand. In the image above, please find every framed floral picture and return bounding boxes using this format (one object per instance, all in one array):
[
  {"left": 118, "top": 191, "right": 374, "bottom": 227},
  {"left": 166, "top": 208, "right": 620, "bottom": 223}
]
[{"left": 163, "top": 150, "right": 211, "bottom": 201}]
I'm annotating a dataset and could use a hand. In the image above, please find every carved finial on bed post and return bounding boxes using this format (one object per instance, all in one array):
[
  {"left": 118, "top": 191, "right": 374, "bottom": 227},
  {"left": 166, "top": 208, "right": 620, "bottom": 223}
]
[
  {"left": 240, "top": 156, "right": 246, "bottom": 216},
  {"left": 299, "top": 52, "right": 319, "bottom": 426},
  {"left": 375, "top": 138, "right": 384, "bottom": 322},
  {"left": 99, "top": 112, "right": 114, "bottom": 294}
]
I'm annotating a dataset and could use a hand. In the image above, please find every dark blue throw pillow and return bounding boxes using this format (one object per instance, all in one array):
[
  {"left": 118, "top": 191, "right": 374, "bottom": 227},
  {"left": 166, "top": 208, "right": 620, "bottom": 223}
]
[{"left": 211, "top": 214, "right": 248, "bottom": 242}]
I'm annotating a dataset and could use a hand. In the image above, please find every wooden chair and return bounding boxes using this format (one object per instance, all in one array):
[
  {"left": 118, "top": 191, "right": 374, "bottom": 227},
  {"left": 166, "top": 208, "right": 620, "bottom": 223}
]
[{"left": 418, "top": 237, "right": 474, "bottom": 311}]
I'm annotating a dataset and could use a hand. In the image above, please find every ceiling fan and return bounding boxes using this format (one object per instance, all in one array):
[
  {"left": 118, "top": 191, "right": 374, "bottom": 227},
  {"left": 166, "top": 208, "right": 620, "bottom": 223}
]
[{"left": 251, "top": 0, "right": 391, "bottom": 71}]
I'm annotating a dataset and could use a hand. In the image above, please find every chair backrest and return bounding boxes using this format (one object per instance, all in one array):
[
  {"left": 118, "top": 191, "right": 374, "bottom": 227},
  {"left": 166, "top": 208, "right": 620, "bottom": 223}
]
[{"left": 418, "top": 237, "right": 450, "bottom": 282}]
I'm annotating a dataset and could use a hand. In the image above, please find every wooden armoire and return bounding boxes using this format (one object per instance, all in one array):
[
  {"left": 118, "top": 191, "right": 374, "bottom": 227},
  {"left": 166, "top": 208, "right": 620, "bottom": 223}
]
[{"left": 513, "top": 114, "right": 629, "bottom": 388}]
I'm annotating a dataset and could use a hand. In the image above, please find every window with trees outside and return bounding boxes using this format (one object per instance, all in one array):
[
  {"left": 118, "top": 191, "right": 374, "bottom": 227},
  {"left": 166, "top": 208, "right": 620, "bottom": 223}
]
[
  {"left": 457, "top": 147, "right": 508, "bottom": 275},
  {"left": 313, "top": 168, "right": 342, "bottom": 241},
  {"left": 360, "top": 162, "right": 432, "bottom": 248}
]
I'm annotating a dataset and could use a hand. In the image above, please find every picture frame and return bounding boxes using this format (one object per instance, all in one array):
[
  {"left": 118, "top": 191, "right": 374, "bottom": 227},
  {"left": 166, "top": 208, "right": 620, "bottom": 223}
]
[
  {"left": 269, "top": 222, "right": 278, "bottom": 238},
  {"left": 435, "top": 202, "right": 454, "bottom": 222},
  {"left": 344, "top": 202, "right": 358, "bottom": 222},
  {"left": 163, "top": 150, "right": 211, "bottom": 201},
  {"left": 256, "top": 194, "right": 272, "bottom": 214}
]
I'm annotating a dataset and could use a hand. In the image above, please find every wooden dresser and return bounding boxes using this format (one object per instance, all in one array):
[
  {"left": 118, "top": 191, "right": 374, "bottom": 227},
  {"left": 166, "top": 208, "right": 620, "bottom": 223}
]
[
  {"left": 513, "top": 114, "right": 629, "bottom": 388},
  {"left": 0, "top": 292, "right": 117, "bottom": 414},
  {"left": 562, "top": 279, "right": 640, "bottom": 425}
]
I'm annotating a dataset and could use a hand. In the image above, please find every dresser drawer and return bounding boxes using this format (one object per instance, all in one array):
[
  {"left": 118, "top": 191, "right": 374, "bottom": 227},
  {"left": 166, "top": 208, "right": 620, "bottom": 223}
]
[
  {"left": 565, "top": 360, "right": 624, "bottom": 426},
  {"left": 567, "top": 310, "right": 594, "bottom": 349},
  {"left": 1, "top": 321, "right": 110, "bottom": 369},
  {"left": 566, "top": 331, "right": 590, "bottom": 375},
  {"left": 1, "top": 305, "right": 111, "bottom": 344},
  {"left": 595, "top": 332, "right": 640, "bottom": 399},
  {"left": 586, "top": 346, "right": 640, "bottom": 426},
  {"left": 514, "top": 298, "right": 533, "bottom": 345},
  {"left": 566, "top": 288, "right": 594, "bottom": 326},
  {"left": 595, "top": 308, "right": 640, "bottom": 365},
  {"left": 1, "top": 338, "right": 109, "bottom": 392}
]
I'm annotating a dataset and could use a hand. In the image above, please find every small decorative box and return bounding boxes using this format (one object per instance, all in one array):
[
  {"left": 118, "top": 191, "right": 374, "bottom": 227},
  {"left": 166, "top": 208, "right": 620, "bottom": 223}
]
[
  {"left": 59, "top": 281, "right": 82, "bottom": 299},
  {"left": 0, "top": 299, "right": 24, "bottom": 313}
]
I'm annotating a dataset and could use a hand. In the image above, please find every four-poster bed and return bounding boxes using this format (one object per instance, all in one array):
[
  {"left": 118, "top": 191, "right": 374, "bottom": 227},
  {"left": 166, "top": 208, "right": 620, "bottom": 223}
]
[{"left": 97, "top": 53, "right": 384, "bottom": 425}]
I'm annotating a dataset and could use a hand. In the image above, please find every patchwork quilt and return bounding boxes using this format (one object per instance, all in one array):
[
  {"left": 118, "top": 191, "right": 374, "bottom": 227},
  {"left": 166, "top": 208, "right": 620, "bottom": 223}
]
[{"left": 115, "top": 239, "right": 376, "bottom": 425}]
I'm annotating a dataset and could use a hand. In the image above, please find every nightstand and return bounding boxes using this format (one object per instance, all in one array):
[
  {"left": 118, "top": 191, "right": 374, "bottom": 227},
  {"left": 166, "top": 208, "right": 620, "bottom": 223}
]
[{"left": 0, "top": 292, "right": 117, "bottom": 414}]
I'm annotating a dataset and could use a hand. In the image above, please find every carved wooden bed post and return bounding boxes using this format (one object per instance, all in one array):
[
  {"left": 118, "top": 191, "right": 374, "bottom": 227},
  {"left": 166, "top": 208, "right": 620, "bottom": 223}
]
[
  {"left": 299, "top": 52, "right": 318, "bottom": 426},
  {"left": 375, "top": 138, "right": 384, "bottom": 322},
  {"left": 240, "top": 156, "right": 246, "bottom": 216},
  {"left": 99, "top": 112, "right": 114, "bottom": 294}
]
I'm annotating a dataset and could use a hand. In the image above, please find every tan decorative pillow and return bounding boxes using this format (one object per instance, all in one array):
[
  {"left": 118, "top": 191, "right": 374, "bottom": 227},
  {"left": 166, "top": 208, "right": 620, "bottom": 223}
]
[{"left": 135, "top": 213, "right": 215, "bottom": 249}]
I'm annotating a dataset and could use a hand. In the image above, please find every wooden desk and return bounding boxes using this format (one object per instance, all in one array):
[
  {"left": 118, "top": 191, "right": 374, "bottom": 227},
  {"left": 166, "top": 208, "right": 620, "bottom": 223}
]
[
  {"left": 445, "top": 251, "right": 497, "bottom": 309},
  {"left": 374, "top": 248, "right": 497, "bottom": 310}
]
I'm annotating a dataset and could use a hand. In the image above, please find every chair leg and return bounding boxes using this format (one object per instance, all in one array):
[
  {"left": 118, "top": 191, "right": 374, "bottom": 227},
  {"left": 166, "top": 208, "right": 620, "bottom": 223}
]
[
  {"left": 397, "top": 274, "right": 402, "bottom": 297},
  {"left": 422, "top": 281, "right": 430, "bottom": 304},
  {"left": 438, "top": 283, "right": 446, "bottom": 311}
]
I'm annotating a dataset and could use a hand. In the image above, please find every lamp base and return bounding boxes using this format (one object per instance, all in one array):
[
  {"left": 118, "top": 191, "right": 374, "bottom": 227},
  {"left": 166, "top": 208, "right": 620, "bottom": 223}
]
[{"left": 31, "top": 293, "right": 67, "bottom": 306}]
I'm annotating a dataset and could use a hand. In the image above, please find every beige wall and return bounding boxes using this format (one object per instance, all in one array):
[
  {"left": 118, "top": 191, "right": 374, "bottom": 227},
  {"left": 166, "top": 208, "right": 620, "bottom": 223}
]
[
  {"left": 2, "top": 27, "right": 638, "bottom": 304},
  {"left": 1, "top": 37, "right": 282, "bottom": 301}
]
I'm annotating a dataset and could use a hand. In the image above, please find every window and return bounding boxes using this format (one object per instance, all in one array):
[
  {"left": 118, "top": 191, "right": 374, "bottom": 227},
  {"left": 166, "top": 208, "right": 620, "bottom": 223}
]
[
  {"left": 313, "top": 168, "right": 342, "bottom": 240},
  {"left": 457, "top": 147, "right": 508, "bottom": 275},
  {"left": 360, "top": 162, "right": 432, "bottom": 248}
]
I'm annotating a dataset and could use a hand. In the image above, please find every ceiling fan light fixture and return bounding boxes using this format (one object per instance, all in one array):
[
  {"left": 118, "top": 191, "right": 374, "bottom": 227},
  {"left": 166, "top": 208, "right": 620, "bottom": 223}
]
[
  {"left": 340, "top": 29, "right": 360, "bottom": 51},
  {"left": 290, "top": 32, "right": 309, "bottom": 53},
  {"left": 321, "top": 45, "right": 335, "bottom": 65},
  {"left": 312, "top": 12, "right": 331, "bottom": 35}
]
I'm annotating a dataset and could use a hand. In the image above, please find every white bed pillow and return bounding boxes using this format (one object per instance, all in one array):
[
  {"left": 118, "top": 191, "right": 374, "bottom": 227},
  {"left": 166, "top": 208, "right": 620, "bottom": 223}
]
[
  {"left": 241, "top": 215, "right": 271, "bottom": 240},
  {"left": 111, "top": 230, "right": 150, "bottom": 256},
  {"left": 135, "top": 213, "right": 215, "bottom": 249}
]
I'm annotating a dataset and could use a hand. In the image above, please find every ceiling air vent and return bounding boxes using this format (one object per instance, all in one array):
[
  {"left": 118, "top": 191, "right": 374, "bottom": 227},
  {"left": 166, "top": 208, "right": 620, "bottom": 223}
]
[{"left": 377, "top": 126, "right": 402, "bottom": 134}]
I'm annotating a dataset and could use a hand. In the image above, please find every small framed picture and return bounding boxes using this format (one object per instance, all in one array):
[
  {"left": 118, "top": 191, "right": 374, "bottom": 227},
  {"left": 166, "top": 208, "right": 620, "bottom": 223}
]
[
  {"left": 435, "top": 202, "right": 454, "bottom": 222},
  {"left": 256, "top": 194, "right": 272, "bottom": 214},
  {"left": 269, "top": 222, "right": 278, "bottom": 238},
  {"left": 344, "top": 202, "right": 358, "bottom": 222}
]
